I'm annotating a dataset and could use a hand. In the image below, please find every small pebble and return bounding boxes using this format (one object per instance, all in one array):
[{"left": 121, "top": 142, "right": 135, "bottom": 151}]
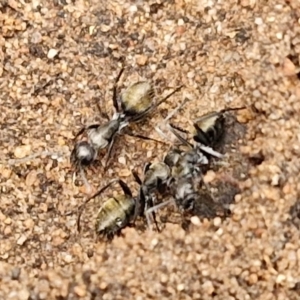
[
  {"left": 11, "top": 267, "right": 21, "bottom": 280},
  {"left": 47, "top": 49, "right": 59, "bottom": 59},
  {"left": 17, "top": 235, "right": 27, "bottom": 246},
  {"left": 276, "top": 274, "right": 286, "bottom": 284},
  {"left": 118, "top": 156, "right": 126, "bottom": 165},
  {"left": 213, "top": 217, "right": 222, "bottom": 227},
  {"left": 26, "top": 170, "right": 38, "bottom": 187},
  {"left": 62, "top": 253, "right": 73, "bottom": 264},
  {"left": 202, "top": 281, "right": 215, "bottom": 295},
  {"left": 14, "top": 145, "right": 32, "bottom": 159},
  {"left": 136, "top": 55, "right": 148, "bottom": 66},
  {"left": 31, "top": 31, "right": 42, "bottom": 44},
  {"left": 190, "top": 216, "right": 201, "bottom": 226},
  {"left": 74, "top": 285, "right": 86, "bottom": 297},
  {"left": 282, "top": 57, "right": 296, "bottom": 76}
]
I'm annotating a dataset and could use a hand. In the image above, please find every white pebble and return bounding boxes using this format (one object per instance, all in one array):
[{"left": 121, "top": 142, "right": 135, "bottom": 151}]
[
  {"left": 276, "top": 274, "right": 286, "bottom": 284},
  {"left": 31, "top": 31, "right": 42, "bottom": 44},
  {"left": 190, "top": 216, "right": 201, "bottom": 226},
  {"left": 17, "top": 235, "right": 27, "bottom": 245},
  {"left": 213, "top": 217, "right": 222, "bottom": 227},
  {"left": 14, "top": 145, "right": 32, "bottom": 159},
  {"left": 255, "top": 17, "right": 263, "bottom": 25},
  {"left": 118, "top": 156, "right": 126, "bottom": 165},
  {"left": 47, "top": 49, "right": 59, "bottom": 59},
  {"left": 276, "top": 32, "right": 283, "bottom": 40}
]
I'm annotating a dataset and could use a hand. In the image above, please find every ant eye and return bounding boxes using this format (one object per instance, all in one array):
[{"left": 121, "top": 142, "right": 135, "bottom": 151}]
[
  {"left": 183, "top": 198, "right": 194, "bottom": 211},
  {"left": 115, "top": 217, "right": 123, "bottom": 227}
]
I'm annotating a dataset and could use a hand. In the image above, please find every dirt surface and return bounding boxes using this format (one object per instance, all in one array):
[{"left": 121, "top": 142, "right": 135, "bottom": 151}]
[{"left": 1, "top": 0, "right": 300, "bottom": 299}]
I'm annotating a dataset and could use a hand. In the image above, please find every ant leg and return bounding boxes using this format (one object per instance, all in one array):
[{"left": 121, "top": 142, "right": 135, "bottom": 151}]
[
  {"left": 146, "top": 194, "right": 160, "bottom": 232},
  {"left": 118, "top": 179, "right": 133, "bottom": 197},
  {"left": 166, "top": 123, "right": 193, "bottom": 148},
  {"left": 213, "top": 160, "right": 229, "bottom": 167},
  {"left": 132, "top": 170, "right": 143, "bottom": 185},
  {"left": 96, "top": 102, "right": 110, "bottom": 121},
  {"left": 79, "top": 166, "right": 93, "bottom": 195},
  {"left": 155, "top": 85, "right": 184, "bottom": 108},
  {"left": 197, "top": 144, "right": 224, "bottom": 159},
  {"left": 103, "top": 134, "right": 118, "bottom": 172},
  {"left": 133, "top": 188, "right": 146, "bottom": 223},
  {"left": 145, "top": 199, "right": 173, "bottom": 222},
  {"left": 154, "top": 98, "right": 190, "bottom": 142},
  {"left": 193, "top": 106, "right": 246, "bottom": 123},
  {"left": 72, "top": 166, "right": 93, "bottom": 196},
  {"left": 112, "top": 68, "right": 125, "bottom": 113},
  {"left": 124, "top": 130, "right": 167, "bottom": 145}
]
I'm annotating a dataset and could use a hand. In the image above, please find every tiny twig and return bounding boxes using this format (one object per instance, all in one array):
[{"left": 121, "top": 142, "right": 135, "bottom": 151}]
[{"left": 3, "top": 151, "right": 67, "bottom": 165}]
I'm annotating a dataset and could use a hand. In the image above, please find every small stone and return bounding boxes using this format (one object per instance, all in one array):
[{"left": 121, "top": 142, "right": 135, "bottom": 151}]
[
  {"left": 89, "top": 26, "right": 96, "bottom": 35},
  {"left": 191, "top": 216, "right": 201, "bottom": 226},
  {"left": 62, "top": 253, "right": 73, "bottom": 264},
  {"left": 32, "top": 0, "right": 41, "bottom": 9},
  {"left": 136, "top": 55, "right": 148, "bottom": 66},
  {"left": 2, "top": 168, "right": 12, "bottom": 178},
  {"left": 203, "top": 170, "right": 216, "bottom": 183},
  {"left": 118, "top": 169, "right": 131, "bottom": 177},
  {"left": 100, "top": 24, "right": 110, "bottom": 33},
  {"left": 129, "top": 5, "right": 138, "bottom": 12},
  {"left": 255, "top": 17, "right": 263, "bottom": 25},
  {"left": 100, "top": 282, "right": 108, "bottom": 290},
  {"left": 4, "top": 226, "right": 12, "bottom": 235},
  {"left": 202, "top": 281, "right": 214, "bottom": 294},
  {"left": 276, "top": 274, "right": 286, "bottom": 284},
  {"left": 178, "top": 18, "right": 184, "bottom": 26},
  {"left": 4, "top": 217, "right": 12, "bottom": 225},
  {"left": 18, "top": 289, "right": 30, "bottom": 300},
  {"left": 282, "top": 57, "right": 296, "bottom": 76},
  {"left": 31, "top": 31, "right": 42, "bottom": 44},
  {"left": 118, "top": 156, "right": 126, "bottom": 165},
  {"left": 236, "top": 108, "right": 254, "bottom": 123},
  {"left": 11, "top": 267, "right": 21, "bottom": 280},
  {"left": 47, "top": 49, "right": 59, "bottom": 59},
  {"left": 87, "top": 249, "right": 94, "bottom": 258},
  {"left": 248, "top": 273, "right": 258, "bottom": 284},
  {"left": 52, "top": 236, "right": 65, "bottom": 247},
  {"left": 271, "top": 174, "right": 280, "bottom": 186},
  {"left": 176, "top": 26, "right": 186, "bottom": 35},
  {"left": 57, "top": 137, "right": 65, "bottom": 146},
  {"left": 26, "top": 170, "right": 38, "bottom": 187},
  {"left": 8, "top": 0, "right": 19, "bottom": 10},
  {"left": 240, "top": 0, "right": 256, "bottom": 8},
  {"left": 23, "top": 218, "right": 34, "bottom": 230},
  {"left": 160, "top": 274, "right": 168, "bottom": 283},
  {"left": 14, "top": 145, "right": 32, "bottom": 158},
  {"left": 276, "top": 32, "right": 283, "bottom": 39},
  {"left": 79, "top": 184, "right": 96, "bottom": 195},
  {"left": 177, "top": 284, "right": 185, "bottom": 291},
  {"left": 74, "top": 285, "right": 86, "bottom": 297},
  {"left": 151, "top": 238, "right": 159, "bottom": 247},
  {"left": 213, "top": 217, "right": 222, "bottom": 227},
  {"left": 17, "top": 235, "right": 27, "bottom": 245}
]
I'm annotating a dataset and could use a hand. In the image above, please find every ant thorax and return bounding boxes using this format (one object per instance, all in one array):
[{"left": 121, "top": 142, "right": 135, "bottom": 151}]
[
  {"left": 87, "top": 119, "right": 121, "bottom": 150},
  {"left": 172, "top": 179, "right": 196, "bottom": 212},
  {"left": 185, "top": 149, "right": 209, "bottom": 166}
]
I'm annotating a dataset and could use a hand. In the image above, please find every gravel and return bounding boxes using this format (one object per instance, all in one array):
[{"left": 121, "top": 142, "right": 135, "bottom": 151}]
[{"left": 1, "top": 0, "right": 300, "bottom": 299}]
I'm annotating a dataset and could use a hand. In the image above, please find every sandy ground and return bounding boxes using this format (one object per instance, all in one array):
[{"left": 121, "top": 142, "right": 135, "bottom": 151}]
[{"left": 1, "top": 0, "right": 300, "bottom": 299}]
